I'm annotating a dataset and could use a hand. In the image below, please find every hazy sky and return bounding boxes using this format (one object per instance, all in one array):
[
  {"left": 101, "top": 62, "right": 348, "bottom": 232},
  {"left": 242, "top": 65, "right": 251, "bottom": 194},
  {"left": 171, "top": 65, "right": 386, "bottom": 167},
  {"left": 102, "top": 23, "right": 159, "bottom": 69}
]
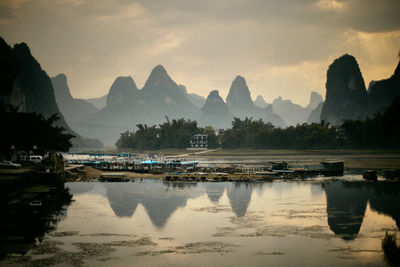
[{"left": 1, "top": 0, "right": 399, "bottom": 106}]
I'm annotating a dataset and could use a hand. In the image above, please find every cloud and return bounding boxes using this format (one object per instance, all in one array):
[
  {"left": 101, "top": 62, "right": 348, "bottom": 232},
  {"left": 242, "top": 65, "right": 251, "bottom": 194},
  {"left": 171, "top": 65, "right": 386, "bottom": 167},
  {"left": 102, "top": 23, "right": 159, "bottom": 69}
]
[
  {"left": 95, "top": 2, "right": 146, "bottom": 21},
  {"left": 314, "top": 0, "right": 345, "bottom": 11},
  {"left": 144, "top": 31, "right": 187, "bottom": 56}
]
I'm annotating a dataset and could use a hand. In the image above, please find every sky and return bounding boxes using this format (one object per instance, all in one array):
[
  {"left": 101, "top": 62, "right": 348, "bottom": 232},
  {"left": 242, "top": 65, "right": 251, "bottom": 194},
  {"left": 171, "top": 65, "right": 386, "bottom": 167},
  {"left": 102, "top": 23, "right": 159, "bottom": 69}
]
[{"left": 0, "top": 0, "right": 399, "bottom": 106}]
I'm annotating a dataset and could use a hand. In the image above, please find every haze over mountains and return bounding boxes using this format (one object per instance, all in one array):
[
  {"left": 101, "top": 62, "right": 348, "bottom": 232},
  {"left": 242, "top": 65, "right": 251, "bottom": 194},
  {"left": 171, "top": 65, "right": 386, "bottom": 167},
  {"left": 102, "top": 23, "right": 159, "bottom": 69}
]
[
  {"left": 65, "top": 66, "right": 286, "bottom": 145},
  {"left": 270, "top": 92, "right": 323, "bottom": 126},
  {"left": 61, "top": 52, "right": 400, "bottom": 145},
  {"left": 253, "top": 91, "right": 324, "bottom": 127},
  {"left": 86, "top": 95, "right": 107, "bottom": 110},
  {"left": 1, "top": 37, "right": 399, "bottom": 148},
  {"left": 51, "top": 74, "right": 98, "bottom": 131}
]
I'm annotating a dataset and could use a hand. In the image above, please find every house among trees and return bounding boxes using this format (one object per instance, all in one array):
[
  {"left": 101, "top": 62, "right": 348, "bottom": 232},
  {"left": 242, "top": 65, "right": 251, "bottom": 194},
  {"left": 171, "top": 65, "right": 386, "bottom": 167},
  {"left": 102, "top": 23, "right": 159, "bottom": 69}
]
[{"left": 189, "top": 134, "right": 208, "bottom": 150}]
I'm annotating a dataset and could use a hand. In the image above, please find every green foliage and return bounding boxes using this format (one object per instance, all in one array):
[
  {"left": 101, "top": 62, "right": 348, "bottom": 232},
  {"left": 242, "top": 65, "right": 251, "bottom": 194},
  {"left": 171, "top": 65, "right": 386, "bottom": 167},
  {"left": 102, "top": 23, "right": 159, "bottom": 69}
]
[
  {"left": 1, "top": 105, "right": 74, "bottom": 155},
  {"left": 202, "top": 126, "right": 218, "bottom": 148},
  {"left": 116, "top": 98, "right": 400, "bottom": 150},
  {"left": 116, "top": 118, "right": 204, "bottom": 150},
  {"left": 221, "top": 117, "right": 339, "bottom": 149}
]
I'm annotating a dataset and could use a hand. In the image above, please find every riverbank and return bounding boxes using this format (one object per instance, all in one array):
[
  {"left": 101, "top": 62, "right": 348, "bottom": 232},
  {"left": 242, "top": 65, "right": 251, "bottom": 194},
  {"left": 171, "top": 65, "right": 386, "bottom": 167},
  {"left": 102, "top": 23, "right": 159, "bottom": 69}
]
[
  {"left": 62, "top": 149, "right": 400, "bottom": 182},
  {"left": 72, "top": 158, "right": 400, "bottom": 182}
]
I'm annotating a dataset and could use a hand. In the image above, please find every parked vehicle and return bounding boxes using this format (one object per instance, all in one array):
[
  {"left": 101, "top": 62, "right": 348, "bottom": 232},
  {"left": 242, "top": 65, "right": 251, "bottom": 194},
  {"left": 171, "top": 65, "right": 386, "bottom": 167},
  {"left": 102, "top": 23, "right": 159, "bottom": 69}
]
[
  {"left": 0, "top": 160, "right": 22, "bottom": 169},
  {"left": 27, "top": 155, "right": 42, "bottom": 164}
]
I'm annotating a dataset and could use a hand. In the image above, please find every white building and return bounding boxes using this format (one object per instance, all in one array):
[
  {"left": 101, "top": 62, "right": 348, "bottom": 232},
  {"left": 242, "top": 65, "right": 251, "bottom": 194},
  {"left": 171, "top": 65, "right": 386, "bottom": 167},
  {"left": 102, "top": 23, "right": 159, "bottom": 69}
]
[{"left": 189, "top": 134, "right": 208, "bottom": 150}]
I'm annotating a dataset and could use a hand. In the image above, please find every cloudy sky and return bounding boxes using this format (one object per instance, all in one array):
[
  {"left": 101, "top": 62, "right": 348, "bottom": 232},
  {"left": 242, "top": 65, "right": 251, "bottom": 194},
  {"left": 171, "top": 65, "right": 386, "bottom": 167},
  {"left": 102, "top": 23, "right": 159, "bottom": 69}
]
[{"left": 1, "top": 0, "right": 399, "bottom": 106}]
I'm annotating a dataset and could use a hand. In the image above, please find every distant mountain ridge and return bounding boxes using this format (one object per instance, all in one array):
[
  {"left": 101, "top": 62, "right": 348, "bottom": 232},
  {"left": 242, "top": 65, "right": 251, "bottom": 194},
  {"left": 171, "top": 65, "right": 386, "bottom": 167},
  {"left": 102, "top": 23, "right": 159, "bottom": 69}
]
[
  {"left": 225, "top": 76, "right": 285, "bottom": 128},
  {"left": 307, "top": 92, "right": 323, "bottom": 110},
  {"left": 179, "top": 85, "right": 206, "bottom": 108},
  {"left": 86, "top": 95, "right": 107, "bottom": 109},
  {"left": 201, "top": 90, "right": 232, "bottom": 128},
  {"left": 226, "top": 76, "right": 254, "bottom": 111},
  {"left": 51, "top": 74, "right": 98, "bottom": 130},
  {"left": 8, "top": 37, "right": 399, "bottom": 148},
  {"left": 253, "top": 92, "right": 323, "bottom": 126},
  {"left": 76, "top": 69, "right": 286, "bottom": 145},
  {"left": 77, "top": 65, "right": 201, "bottom": 145},
  {"left": 254, "top": 95, "right": 269, "bottom": 108},
  {"left": 306, "top": 102, "right": 324, "bottom": 124},
  {"left": 106, "top": 76, "right": 138, "bottom": 108}
]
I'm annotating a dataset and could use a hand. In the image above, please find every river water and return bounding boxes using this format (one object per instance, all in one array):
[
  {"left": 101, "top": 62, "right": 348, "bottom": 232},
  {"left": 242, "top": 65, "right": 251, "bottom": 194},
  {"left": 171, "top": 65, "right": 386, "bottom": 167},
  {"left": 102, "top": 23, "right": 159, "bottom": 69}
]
[{"left": 2, "top": 178, "right": 400, "bottom": 266}]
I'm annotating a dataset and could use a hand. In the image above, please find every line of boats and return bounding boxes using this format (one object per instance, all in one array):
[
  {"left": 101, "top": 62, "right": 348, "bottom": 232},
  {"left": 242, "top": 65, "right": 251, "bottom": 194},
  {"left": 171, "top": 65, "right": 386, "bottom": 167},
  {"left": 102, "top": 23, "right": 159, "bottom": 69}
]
[{"left": 66, "top": 153, "right": 400, "bottom": 182}]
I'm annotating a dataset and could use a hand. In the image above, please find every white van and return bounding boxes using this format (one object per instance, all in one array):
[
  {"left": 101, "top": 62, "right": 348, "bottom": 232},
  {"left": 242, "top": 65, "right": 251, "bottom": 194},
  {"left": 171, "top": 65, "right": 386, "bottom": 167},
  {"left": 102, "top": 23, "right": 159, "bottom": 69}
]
[{"left": 27, "top": 155, "right": 42, "bottom": 164}]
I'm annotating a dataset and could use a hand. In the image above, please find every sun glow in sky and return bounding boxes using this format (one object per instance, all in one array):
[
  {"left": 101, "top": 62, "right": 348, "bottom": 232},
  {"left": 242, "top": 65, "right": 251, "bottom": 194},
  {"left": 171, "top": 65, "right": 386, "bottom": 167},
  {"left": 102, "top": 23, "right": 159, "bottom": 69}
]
[{"left": 0, "top": 0, "right": 399, "bottom": 105}]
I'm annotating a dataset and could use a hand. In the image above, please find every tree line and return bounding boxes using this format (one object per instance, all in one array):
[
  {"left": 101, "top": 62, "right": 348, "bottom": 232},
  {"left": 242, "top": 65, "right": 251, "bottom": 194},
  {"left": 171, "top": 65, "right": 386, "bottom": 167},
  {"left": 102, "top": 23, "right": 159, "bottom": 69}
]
[
  {"left": 116, "top": 117, "right": 218, "bottom": 150},
  {"left": 115, "top": 97, "right": 400, "bottom": 150}
]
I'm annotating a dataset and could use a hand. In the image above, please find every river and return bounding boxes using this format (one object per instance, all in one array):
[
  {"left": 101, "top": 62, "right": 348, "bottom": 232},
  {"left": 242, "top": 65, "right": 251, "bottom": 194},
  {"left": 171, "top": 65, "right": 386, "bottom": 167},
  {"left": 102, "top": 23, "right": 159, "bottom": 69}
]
[{"left": 1, "top": 178, "right": 399, "bottom": 266}]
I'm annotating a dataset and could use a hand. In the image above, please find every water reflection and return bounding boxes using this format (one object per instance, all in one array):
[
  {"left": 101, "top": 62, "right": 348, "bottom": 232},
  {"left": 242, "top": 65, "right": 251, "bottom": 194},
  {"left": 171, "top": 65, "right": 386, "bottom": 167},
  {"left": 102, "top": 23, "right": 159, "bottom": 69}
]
[
  {"left": 66, "top": 182, "right": 95, "bottom": 195},
  {"left": 202, "top": 183, "right": 226, "bottom": 203},
  {"left": 107, "top": 183, "right": 138, "bottom": 217},
  {"left": 0, "top": 185, "right": 72, "bottom": 258},
  {"left": 323, "top": 182, "right": 400, "bottom": 239},
  {"left": 226, "top": 183, "right": 254, "bottom": 217},
  {"left": 103, "top": 181, "right": 202, "bottom": 227},
  {"left": 68, "top": 180, "right": 400, "bottom": 237},
  {"left": 102, "top": 182, "right": 261, "bottom": 223}
]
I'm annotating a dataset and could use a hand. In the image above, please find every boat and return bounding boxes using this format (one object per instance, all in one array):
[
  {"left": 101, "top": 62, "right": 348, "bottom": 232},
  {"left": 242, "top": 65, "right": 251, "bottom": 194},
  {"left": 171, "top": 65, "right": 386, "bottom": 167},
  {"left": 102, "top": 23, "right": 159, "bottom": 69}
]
[
  {"left": 98, "top": 173, "right": 129, "bottom": 182},
  {"left": 363, "top": 170, "right": 378, "bottom": 181}
]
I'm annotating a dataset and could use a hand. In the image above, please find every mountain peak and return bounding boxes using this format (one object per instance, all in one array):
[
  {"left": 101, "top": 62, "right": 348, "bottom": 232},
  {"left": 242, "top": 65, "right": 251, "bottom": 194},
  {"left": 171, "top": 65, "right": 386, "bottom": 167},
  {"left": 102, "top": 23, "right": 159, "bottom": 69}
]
[
  {"left": 255, "top": 95, "right": 266, "bottom": 103},
  {"left": 54, "top": 73, "right": 67, "bottom": 83},
  {"left": 226, "top": 75, "right": 253, "bottom": 108},
  {"left": 111, "top": 76, "right": 137, "bottom": 90},
  {"left": 201, "top": 90, "right": 231, "bottom": 125},
  {"left": 206, "top": 90, "right": 224, "bottom": 104},
  {"left": 0, "top": 37, "right": 10, "bottom": 50},
  {"left": 154, "top": 64, "right": 167, "bottom": 73},
  {"left": 51, "top": 73, "right": 73, "bottom": 103},
  {"left": 144, "top": 64, "right": 173, "bottom": 88},
  {"left": 233, "top": 75, "right": 245, "bottom": 84},
  {"left": 178, "top": 84, "right": 187, "bottom": 94},
  {"left": 13, "top": 42, "right": 31, "bottom": 56},
  {"left": 321, "top": 53, "right": 368, "bottom": 125},
  {"left": 107, "top": 76, "right": 138, "bottom": 107},
  {"left": 307, "top": 91, "right": 323, "bottom": 109},
  {"left": 254, "top": 95, "right": 269, "bottom": 108}
]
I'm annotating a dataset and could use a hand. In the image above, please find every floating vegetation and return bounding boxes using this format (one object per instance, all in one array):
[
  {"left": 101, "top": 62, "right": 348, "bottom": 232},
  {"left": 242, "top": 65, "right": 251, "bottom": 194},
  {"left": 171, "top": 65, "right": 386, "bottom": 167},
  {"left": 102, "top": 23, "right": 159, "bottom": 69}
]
[{"left": 137, "top": 241, "right": 241, "bottom": 256}]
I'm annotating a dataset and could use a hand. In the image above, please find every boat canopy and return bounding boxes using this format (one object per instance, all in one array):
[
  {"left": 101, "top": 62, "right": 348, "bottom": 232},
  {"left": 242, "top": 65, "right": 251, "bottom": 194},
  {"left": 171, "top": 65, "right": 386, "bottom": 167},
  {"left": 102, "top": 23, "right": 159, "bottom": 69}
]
[
  {"left": 182, "top": 161, "right": 199, "bottom": 165},
  {"left": 140, "top": 160, "right": 162, "bottom": 165}
]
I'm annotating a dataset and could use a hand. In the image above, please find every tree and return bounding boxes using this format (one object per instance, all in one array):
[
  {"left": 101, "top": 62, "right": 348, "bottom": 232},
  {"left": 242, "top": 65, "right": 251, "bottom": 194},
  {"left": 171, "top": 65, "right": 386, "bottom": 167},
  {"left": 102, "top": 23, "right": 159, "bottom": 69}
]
[{"left": 1, "top": 105, "right": 74, "bottom": 157}]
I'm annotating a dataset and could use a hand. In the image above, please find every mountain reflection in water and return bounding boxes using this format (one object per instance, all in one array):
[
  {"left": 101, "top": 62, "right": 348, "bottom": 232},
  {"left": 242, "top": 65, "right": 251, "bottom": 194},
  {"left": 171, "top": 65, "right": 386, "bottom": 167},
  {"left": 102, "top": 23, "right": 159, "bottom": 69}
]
[
  {"left": 324, "top": 181, "right": 400, "bottom": 239},
  {"left": 67, "top": 180, "right": 400, "bottom": 238}
]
